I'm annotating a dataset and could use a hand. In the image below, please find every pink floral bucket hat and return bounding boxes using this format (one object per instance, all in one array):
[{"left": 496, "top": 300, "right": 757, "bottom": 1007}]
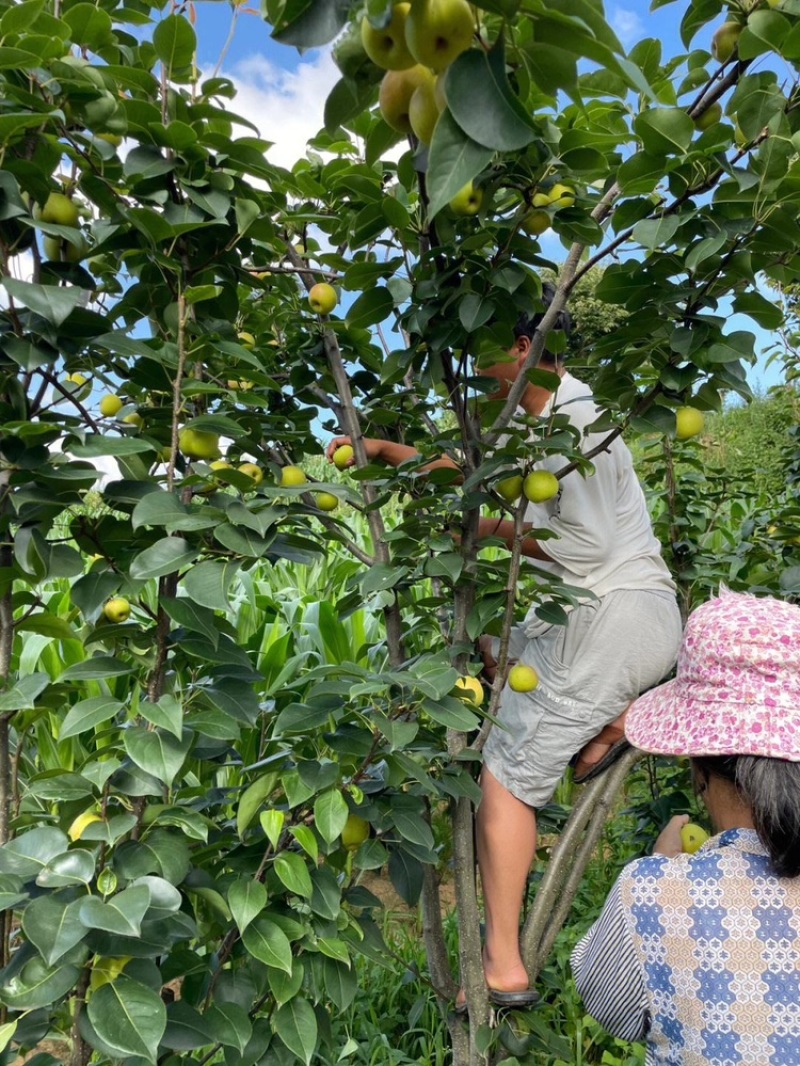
[{"left": 626, "top": 589, "right": 800, "bottom": 762}]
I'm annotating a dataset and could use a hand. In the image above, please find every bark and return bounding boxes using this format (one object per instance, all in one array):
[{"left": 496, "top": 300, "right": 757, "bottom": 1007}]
[{"left": 520, "top": 748, "right": 644, "bottom": 981}]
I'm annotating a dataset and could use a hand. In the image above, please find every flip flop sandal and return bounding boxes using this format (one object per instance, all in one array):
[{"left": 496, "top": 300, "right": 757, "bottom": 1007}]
[
  {"left": 572, "top": 738, "right": 632, "bottom": 784},
  {"left": 454, "top": 988, "right": 540, "bottom": 1016}
]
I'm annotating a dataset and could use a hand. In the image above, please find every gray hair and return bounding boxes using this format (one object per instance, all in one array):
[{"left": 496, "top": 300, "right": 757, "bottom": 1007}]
[{"left": 693, "top": 755, "right": 800, "bottom": 877}]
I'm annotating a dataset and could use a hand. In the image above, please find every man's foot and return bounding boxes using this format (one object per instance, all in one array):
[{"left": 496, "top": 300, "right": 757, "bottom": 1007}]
[
  {"left": 455, "top": 955, "right": 534, "bottom": 1014},
  {"left": 572, "top": 710, "right": 630, "bottom": 783}
]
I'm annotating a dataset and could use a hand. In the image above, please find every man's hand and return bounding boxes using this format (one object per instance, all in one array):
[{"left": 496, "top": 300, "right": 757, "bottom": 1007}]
[
  {"left": 653, "top": 814, "right": 690, "bottom": 857},
  {"left": 325, "top": 436, "right": 384, "bottom": 466}
]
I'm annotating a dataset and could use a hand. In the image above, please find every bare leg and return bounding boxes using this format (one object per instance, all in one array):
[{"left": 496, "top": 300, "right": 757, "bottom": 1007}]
[
  {"left": 572, "top": 707, "right": 630, "bottom": 780},
  {"left": 476, "top": 766, "right": 537, "bottom": 991}
]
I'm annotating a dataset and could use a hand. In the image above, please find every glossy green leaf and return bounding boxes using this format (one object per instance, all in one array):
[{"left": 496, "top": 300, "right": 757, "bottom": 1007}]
[
  {"left": 273, "top": 996, "right": 317, "bottom": 1066},
  {"left": 87, "top": 976, "right": 166, "bottom": 1062},
  {"left": 634, "top": 108, "right": 695, "bottom": 155},
  {"left": 129, "top": 537, "right": 198, "bottom": 581},
  {"left": 242, "top": 916, "right": 292, "bottom": 974},
  {"left": 22, "top": 894, "right": 87, "bottom": 965},
  {"left": 445, "top": 38, "right": 537, "bottom": 150},
  {"left": 152, "top": 13, "right": 196, "bottom": 73},
  {"left": 274, "top": 853, "right": 313, "bottom": 899},
  {"left": 60, "top": 696, "right": 123, "bottom": 739},
  {"left": 427, "top": 109, "right": 492, "bottom": 220},
  {"left": 313, "top": 789, "right": 349, "bottom": 845},
  {"left": 228, "top": 879, "right": 267, "bottom": 933},
  {"left": 80, "top": 884, "right": 151, "bottom": 936},
  {"left": 123, "top": 727, "right": 192, "bottom": 787}
]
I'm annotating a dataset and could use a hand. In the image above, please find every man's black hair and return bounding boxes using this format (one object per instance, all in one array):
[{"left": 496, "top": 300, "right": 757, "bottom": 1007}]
[{"left": 513, "top": 282, "right": 573, "bottom": 361}]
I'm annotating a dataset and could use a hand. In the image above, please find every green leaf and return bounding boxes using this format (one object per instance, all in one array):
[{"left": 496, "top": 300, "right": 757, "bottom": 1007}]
[
  {"left": 162, "top": 1000, "right": 214, "bottom": 1051},
  {"left": 273, "top": 997, "right": 318, "bottom": 1066},
  {"left": 1, "top": 277, "right": 82, "bottom": 326},
  {"left": 0, "top": 1021, "right": 16, "bottom": 1055},
  {"left": 87, "top": 977, "right": 167, "bottom": 1062},
  {"left": 260, "top": 809, "right": 285, "bottom": 848},
  {"left": 123, "top": 727, "right": 191, "bottom": 787},
  {"left": 733, "top": 291, "right": 782, "bottom": 329},
  {"left": 0, "top": 956, "right": 80, "bottom": 1010},
  {"left": 0, "top": 827, "right": 69, "bottom": 881},
  {"left": 60, "top": 696, "right": 123, "bottom": 739},
  {"left": 22, "top": 894, "right": 87, "bottom": 965},
  {"left": 152, "top": 14, "right": 196, "bottom": 74},
  {"left": 228, "top": 879, "right": 267, "bottom": 934},
  {"left": 0, "top": 672, "right": 50, "bottom": 712},
  {"left": 60, "top": 657, "right": 133, "bottom": 682},
  {"left": 183, "top": 559, "right": 241, "bottom": 611},
  {"left": 242, "top": 916, "right": 292, "bottom": 974},
  {"left": 274, "top": 854, "right": 313, "bottom": 899},
  {"left": 445, "top": 37, "right": 537, "bottom": 151},
  {"left": 737, "top": 10, "right": 790, "bottom": 59},
  {"left": 63, "top": 3, "right": 113, "bottom": 48},
  {"left": 80, "top": 884, "right": 151, "bottom": 936},
  {"left": 427, "top": 109, "right": 492, "bottom": 220},
  {"left": 129, "top": 537, "right": 198, "bottom": 581},
  {"left": 0, "top": 0, "right": 46, "bottom": 34},
  {"left": 271, "top": 0, "right": 350, "bottom": 46},
  {"left": 237, "top": 774, "right": 278, "bottom": 838},
  {"left": 313, "top": 789, "right": 349, "bottom": 845},
  {"left": 139, "top": 693, "right": 183, "bottom": 739},
  {"left": 345, "top": 287, "right": 394, "bottom": 330},
  {"left": 131, "top": 492, "right": 189, "bottom": 531},
  {"left": 634, "top": 108, "right": 695, "bottom": 155},
  {"left": 162, "top": 597, "right": 221, "bottom": 648},
  {"left": 206, "top": 1002, "right": 251, "bottom": 1053},
  {"left": 632, "top": 215, "right": 680, "bottom": 251},
  {"left": 37, "top": 849, "right": 96, "bottom": 888}
]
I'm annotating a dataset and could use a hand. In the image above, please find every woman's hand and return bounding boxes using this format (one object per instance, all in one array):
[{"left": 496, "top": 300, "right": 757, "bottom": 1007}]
[{"left": 653, "top": 814, "right": 689, "bottom": 857}]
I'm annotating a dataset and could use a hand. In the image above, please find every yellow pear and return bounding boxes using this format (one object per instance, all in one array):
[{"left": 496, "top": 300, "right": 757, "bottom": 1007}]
[
  {"left": 712, "top": 21, "right": 742, "bottom": 62},
  {"left": 379, "top": 65, "right": 435, "bottom": 134},
  {"left": 308, "top": 283, "right": 338, "bottom": 314},
  {"left": 280, "top": 466, "right": 307, "bottom": 488},
  {"left": 409, "top": 78, "right": 442, "bottom": 144},
  {"left": 179, "top": 428, "right": 220, "bottom": 461},
  {"left": 449, "top": 181, "right": 483, "bottom": 216},
  {"left": 675, "top": 407, "right": 705, "bottom": 440},
  {"left": 361, "top": 3, "right": 415, "bottom": 70},
  {"left": 405, "top": 0, "right": 475, "bottom": 72},
  {"left": 508, "top": 664, "right": 538, "bottom": 692},
  {"left": 523, "top": 470, "right": 559, "bottom": 503},
  {"left": 454, "top": 676, "right": 483, "bottom": 706}
]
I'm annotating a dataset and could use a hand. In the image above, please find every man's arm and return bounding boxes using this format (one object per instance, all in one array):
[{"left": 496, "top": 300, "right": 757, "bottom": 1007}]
[
  {"left": 326, "top": 435, "right": 460, "bottom": 474},
  {"left": 477, "top": 517, "right": 554, "bottom": 562}
]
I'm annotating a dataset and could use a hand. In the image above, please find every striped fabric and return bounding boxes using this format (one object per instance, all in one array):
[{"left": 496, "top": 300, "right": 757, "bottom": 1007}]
[{"left": 571, "top": 829, "right": 800, "bottom": 1064}]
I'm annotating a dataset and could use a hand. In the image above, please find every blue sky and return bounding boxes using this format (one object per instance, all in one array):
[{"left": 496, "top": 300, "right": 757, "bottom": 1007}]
[{"left": 188, "top": 0, "right": 787, "bottom": 394}]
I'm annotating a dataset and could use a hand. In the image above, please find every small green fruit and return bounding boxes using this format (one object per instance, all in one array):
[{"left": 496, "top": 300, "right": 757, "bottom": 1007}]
[
  {"left": 497, "top": 475, "right": 523, "bottom": 502},
  {"left": 308, "top": 283, "right": 338, "bottom": 314},
  {"left": 523, "top": 470, "right": 559, "bottom": 503},
  {"left": 316, "top": 492, "right": 339, "bottom": 511},
  {"left": 333, "top": 445, "right": 354, "bottom": 470},
  {"left": 103, "top": 597, "right": 131, "bottom": 623},
  {"left": 99, "top": 394, "right": 123, "bottom": 417},
  {"left": 675, "top": 407, "right": 705, "bottom": 441},
  {"left": 681, "top": 822, "right": 709, "bottom": 854},
  {"left": 281, "top": 466, "right": 307, "bottom": 488},
  {"left": 508, "top": 664, "right": 538, "bottom": 693},
  {"left": 341, "top": 814, "right": 370, "bottom": 851}
]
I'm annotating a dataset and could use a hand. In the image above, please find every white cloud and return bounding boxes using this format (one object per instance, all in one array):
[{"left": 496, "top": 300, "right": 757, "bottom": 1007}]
[
  {"left": 610, "top": 6, "right": 645, "bottom": 48},
  {"left": 220, "top": 50, "right": 341, "bottom": 169}
]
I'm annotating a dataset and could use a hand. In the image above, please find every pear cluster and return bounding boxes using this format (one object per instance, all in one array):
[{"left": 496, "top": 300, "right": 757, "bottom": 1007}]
[{"left": 365, "top": 0, "right": 475, "bottom": 152}]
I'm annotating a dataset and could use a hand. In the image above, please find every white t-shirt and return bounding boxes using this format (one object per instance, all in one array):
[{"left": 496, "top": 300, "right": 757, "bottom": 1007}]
[{"left": 522, "top": 372, "right": 675, "bottom": 600}]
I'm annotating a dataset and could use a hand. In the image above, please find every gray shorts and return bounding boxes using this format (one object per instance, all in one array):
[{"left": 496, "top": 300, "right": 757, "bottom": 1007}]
[{"left": 482, "top": 589, "right": 682, "bottom": 808}]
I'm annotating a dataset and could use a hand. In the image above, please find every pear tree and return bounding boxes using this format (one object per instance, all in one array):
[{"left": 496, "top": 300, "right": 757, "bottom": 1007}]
[{"left": 0, "top": 0, "right": 798, "bottom": 1063}]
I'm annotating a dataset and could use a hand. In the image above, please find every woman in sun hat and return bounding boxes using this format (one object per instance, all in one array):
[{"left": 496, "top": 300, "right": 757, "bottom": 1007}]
[{"left": 570, "top": 588, "right": 800, "bottom": 1065}]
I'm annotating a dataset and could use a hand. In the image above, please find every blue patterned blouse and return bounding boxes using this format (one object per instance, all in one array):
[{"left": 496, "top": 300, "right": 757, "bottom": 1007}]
[{"left": 571, "top": 828, "right": 800, "bottom": 1065}]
